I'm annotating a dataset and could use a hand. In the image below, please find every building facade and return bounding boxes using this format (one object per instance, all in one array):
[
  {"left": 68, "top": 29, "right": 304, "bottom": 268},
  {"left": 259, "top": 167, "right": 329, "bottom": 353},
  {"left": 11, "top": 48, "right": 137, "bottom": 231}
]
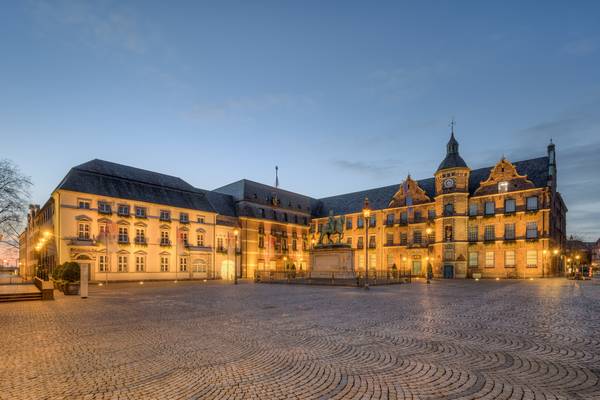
[{"left": 20, "top": 132, "right": 567, "bottom": 281}]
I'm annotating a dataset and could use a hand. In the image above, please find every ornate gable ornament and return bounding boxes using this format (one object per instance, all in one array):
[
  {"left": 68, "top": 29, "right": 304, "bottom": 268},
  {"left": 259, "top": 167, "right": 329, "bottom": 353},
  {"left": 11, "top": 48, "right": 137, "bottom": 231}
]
[
  {"left": 388, "top": 175, "right": 431, "bottom": 208},
  {"left": 474, "top": 157, "right": 535, "bottom": 195}
]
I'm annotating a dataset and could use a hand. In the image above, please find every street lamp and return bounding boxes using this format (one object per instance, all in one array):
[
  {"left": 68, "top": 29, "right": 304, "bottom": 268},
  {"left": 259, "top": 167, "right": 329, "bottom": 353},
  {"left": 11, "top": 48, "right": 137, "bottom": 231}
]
[
  {"left": 542, "top": 249, "right": 547, "bottom": 278},
  {"left": 425, "top": 256, "right": 430, "bottom": 284},
  {"left": 233, "top": 229, "right": 239, "bottom": 285},
  {"left": 363, "top": 197, "right": 370, "bottom": 288}
]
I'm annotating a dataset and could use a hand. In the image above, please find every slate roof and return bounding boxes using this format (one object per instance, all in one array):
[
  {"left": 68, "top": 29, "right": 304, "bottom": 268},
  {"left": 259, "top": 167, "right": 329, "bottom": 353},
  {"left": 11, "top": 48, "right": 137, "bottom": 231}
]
[
  {"left": 313, "top": 156, "right": 549, "bottom": 217},
  {"left": 57, "top": 159, "right": 216, "bottom": 212},
  {"left": 437, "top": 153, "right": 468, "bottom": 171}
]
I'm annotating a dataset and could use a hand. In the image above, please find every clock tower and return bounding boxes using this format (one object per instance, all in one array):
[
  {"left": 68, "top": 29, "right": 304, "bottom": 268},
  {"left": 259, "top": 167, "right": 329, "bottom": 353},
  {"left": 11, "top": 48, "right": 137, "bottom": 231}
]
[{"left": 433, "top": 129, "right": 471, "bottom": 278}]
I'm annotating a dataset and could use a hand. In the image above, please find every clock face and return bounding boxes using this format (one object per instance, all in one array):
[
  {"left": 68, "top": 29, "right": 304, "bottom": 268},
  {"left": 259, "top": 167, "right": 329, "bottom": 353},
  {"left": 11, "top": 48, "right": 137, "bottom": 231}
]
[{"left": 443, "top": 178, "right": 455, "bottom": 189}]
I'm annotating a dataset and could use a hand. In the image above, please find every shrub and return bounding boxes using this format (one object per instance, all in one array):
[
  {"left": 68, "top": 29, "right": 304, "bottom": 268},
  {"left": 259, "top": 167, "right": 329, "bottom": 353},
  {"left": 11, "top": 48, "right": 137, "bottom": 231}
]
[
  {"left": 52, "top": 264, "right": 63, "bottom": 280},
  {"left": 61, "top": 262, "right": 81, "bottom": 282}
]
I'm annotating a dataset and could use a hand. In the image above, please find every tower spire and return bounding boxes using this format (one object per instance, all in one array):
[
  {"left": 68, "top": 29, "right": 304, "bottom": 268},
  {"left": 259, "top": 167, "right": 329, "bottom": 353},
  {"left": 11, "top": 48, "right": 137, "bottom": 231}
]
[{"left": 275, "top": 166, "right": 279, "bottom": 188}]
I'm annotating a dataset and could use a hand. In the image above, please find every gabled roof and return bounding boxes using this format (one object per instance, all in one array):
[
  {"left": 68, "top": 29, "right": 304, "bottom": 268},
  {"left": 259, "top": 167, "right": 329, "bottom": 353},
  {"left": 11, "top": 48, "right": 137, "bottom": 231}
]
[
  {"left": 56, "top": 159, "right": 216, "bottom": 213},
  {"left": 313, "top": 156, "right": 549, "bottom": 217}
]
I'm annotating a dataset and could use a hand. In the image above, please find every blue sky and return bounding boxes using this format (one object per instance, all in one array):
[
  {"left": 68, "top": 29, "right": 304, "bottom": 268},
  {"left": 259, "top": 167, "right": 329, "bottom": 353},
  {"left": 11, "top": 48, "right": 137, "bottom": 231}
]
[{"left": 1, "top": 0, "right": 600, "bottom": 239}]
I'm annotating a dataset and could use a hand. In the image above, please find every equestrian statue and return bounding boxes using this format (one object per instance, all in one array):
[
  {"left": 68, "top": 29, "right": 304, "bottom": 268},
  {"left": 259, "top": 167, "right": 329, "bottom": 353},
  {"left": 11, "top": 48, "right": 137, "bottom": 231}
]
[{"left": 318, "top": 211, "right": 345, "bottom": 245}]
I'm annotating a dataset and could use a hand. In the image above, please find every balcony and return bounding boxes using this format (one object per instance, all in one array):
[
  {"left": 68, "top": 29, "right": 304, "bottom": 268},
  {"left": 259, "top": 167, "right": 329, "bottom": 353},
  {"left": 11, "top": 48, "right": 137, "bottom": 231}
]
[
  {"left": 118, "top": 238, "right": 129, "bottom": 245},
  {"left": 483, "top": 236, "right": 496, "bottom": 244},
  {"left": 134, "top": 237, "right": 147, "bottom": 245},
  {"left": 68, "top": 237, "right": 96, "bottom": 246},
  {"left": 408, "top": 242, "right": 427, "bottom": 248},
  {"left": 216, "top": 246, "right": 227, "bottom": 253},
  {"left": 186, "top": 245, "right": 212, "bottom": 252},
  {"left": 160, "top": 239, "right": 171, "bottom": 246},
  {"left": 503, "top": 236, "right": 516, "bottom": 243}
]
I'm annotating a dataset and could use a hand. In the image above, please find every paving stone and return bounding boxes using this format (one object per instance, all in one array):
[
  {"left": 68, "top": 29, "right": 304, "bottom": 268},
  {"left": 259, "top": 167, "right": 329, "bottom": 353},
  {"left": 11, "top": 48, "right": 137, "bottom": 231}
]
[{"left": 1, "top": 279, "right": 600, "bottom": 399}]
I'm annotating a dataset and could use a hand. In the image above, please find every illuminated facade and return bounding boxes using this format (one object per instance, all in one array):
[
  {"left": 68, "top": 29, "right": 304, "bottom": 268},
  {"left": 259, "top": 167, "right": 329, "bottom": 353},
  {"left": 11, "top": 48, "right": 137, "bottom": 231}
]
[{"left": 20, "top": 132, "right": 567, "bottom": 281}]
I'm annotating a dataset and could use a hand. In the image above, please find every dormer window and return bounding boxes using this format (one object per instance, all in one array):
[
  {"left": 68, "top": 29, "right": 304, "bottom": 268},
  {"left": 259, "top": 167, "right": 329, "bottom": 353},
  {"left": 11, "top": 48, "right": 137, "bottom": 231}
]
[
  {"left": 98, "top": 201, "right": 111, "bottom": 214},
  {"left": 498, "top": 181, "right": 509, "bottom": 193},
  {"left": 117, "top": 204, "right": 130, "bottom": 217}
]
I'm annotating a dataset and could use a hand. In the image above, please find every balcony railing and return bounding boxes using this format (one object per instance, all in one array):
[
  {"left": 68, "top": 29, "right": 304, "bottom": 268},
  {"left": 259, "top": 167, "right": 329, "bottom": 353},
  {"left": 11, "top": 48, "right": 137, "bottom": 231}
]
[
  {"left": 134, "top": 237, "right": 147, "bottom": 245},
  {"left": 160, "top": 239, "right": 171, "bottom": 246}
]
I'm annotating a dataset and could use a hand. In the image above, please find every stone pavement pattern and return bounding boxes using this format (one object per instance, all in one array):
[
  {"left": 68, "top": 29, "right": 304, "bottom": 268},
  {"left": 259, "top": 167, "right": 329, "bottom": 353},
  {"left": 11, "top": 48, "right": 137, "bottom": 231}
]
[{"left": 1, "top": 279, "right": 600, "bottom": 400}]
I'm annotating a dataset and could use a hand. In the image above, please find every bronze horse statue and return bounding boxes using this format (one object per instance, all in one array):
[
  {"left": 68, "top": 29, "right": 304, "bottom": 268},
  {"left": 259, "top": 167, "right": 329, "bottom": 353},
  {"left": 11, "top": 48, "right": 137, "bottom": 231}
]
[{"left": 318, "top": 212, "right": 345, "bottom": 245}]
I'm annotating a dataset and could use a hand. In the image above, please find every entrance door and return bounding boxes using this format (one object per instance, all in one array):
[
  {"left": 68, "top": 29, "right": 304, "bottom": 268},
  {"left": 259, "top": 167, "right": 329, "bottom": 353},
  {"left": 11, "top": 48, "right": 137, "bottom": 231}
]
[
  {"left": 443, "top": 264, "right": 454, "bottom": 279},
  {"left": 412, "top": 261, "right": 422, "bottom": 276},
  {"left": 220, "top": 260, "right": 234, "bottom": 280},
  {"left": 192, "top": 259, "right": 208, "bottom": 279}
]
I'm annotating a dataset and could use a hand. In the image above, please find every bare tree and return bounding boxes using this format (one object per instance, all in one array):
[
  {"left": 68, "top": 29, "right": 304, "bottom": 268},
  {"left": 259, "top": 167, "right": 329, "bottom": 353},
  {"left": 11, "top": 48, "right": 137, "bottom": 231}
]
[{"left": 0, "top": 159, "right": 32, "bottom": 250}]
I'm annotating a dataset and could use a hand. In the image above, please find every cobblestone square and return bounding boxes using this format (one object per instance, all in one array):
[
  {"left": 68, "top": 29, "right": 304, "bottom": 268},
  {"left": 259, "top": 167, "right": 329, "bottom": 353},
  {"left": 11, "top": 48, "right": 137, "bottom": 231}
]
[{"left": 1, "top": 279, "right": 600, "bottom": 399}]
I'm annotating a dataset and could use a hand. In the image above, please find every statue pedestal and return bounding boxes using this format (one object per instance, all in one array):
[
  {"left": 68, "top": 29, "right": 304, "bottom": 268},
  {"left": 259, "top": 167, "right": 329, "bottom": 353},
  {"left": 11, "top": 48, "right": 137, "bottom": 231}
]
[{"left": 310, "top": 245, "right": 355, "bottom": 278}]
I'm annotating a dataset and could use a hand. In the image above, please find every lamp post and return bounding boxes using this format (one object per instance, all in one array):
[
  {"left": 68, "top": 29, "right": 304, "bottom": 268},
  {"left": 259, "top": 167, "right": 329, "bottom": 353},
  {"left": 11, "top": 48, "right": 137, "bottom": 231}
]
[
  {"left": 363, "top": 197, "right": 370, "bottom": 288},
  {"left": 233, "top": 229, "right": 239, "bottom": 285},
  {"left": 553, "top": 248, "right": 559, "bottom": 276},
  {"left": 402, "top": 256, "right": 407, "bottom": 280},
  {"left": 542, "top": 249, "right": 547, "bottom": 278},
  {"left": 425, "top": 256, "right": 430, "bottom": 284}
]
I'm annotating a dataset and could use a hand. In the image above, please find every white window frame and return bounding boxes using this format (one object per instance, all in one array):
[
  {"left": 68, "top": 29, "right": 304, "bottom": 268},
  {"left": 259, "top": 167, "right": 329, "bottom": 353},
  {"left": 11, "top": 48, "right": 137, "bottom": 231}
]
[
  {"left": 118, "top": 255, "right": 128, "bottom": 272},
  {"left": 498, "top": 181, "right": 509, "bottom": 193},
  {"left": 485, "top": 251, "right": 495, "bottom": 268},
  {"left": 526, "top": 250, "right": 537, "bottom": 267},
  {"left": 78, "top": 222, "right": 90, "bottom": 240},
  {"left": 468, "top": 252, "right": 478, "bottom": 267},
  {"left": 160, "top": 256, "right": 169, "bottom": 272},
  {"left": 505, "top": 250, "right": 515, "bottom": 267}
]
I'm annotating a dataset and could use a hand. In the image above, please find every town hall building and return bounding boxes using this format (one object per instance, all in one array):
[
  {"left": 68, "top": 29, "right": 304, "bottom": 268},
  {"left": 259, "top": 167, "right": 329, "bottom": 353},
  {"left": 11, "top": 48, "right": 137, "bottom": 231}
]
[{"left": 19, "top": 131, "right": 567, "bottom": 281}]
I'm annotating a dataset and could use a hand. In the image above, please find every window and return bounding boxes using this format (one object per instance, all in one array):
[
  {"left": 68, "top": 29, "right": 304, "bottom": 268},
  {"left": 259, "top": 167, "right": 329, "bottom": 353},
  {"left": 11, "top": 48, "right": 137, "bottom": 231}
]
[
  {"left": 526, "top": 250, "right": 538, "bottom": 267},
  {"left": 78, "top": 199, "right": 90, "bottom": 209},
  {"left": 413, "top": 230, "right": 422, "bottom": 244},
  {"left": 526, "top": 196, "right": 538, "bottom": 211},
  {"left": 400, "top": 212, "right": 408, "bottom": 224},
  {"left": 179, "top": 257, "right": 188, "bottom": 272},
  {"left": 369, "top": 215, "right": 376, "bottom": 227},
  {"left": 347, "top": 237, "right": 352, "bottom": 246},
  {"left": 282, "top": 239, "right": 288, "bottom": 251},
  {"left": 294, "top": 215, "right": 298, "bottom": 224},
  {"left": 160, "top": 231, "right": 170, "bottom": 245},
  {"left": 180, "top": 232, "right": 189, "bottom": 246},
  {"left": 504, "top": 199, "right": 516, "bottom": 213},
  {"left": 484, "top": 225, "right": 495, "bottom": 241},
  {"left": 135, "top": 228, "right": 146, "bottom": 244},
  {"left": 135, "top": 255, "right": 145, "bottom": 272},
  {"left": 357, "top": 237, "right": 364, "bottom": 249},
  {"left": 135, "top": 207, "right": 147, "bottom": 218},
  {"left": 387, "top": 254, "right": 395, "bottom": 268},
  {"left": 118, "top": 227, "right": 129, "bottom": 243},
  {"left": 98, "top": 201, "right": 111, "bottom": 214},
  {"left": 469, "top": 203, "right": 478, "bottom": 216},
  {"left": 78, "top": 222, "right": 90, "bottom": 240},
  {"left": 400, "top": 233, "right": 407, "bottom": 245},
  {"left": 485, "top": 251, "right": 495, "bottom": 268},
  {"left": 505, "top": 251, "right": 515, "bottom": 267},
  {"left": 159, "top": 210, "right": 171, "bottom": 221},
  {"left": 428, "top": 209, "right": 436, "bottom": 220},
  {"left": 197, "top": 234, "right": 204, "bottom": 247},
  {"left": 468, "top": 225, "right": 478, "bottom": 242},
  {"left": 197, "top": 215, "right": 205, "bottom": 223},
  {"left": 259, "top": 208, "right": 265, "bottom": 218},
  {"left": 386, "top": 214, "right": 394, "bottom": 226},
  {"left": 414, "top": 211, "right": 422, "bottom": 222},
  {"left": 369, "top": 253, "right": 377, "bottom": 269},
  {"left": 292, "top": 239, "right": 297, "bottom": 251},
  {"left": 258, "top": 236, "right": 265, "bottom": 249},
  {"left": 504, "top": 223, "right": 515, "bottom": 240},
  {"left": 358, "top": 254, "right": 365, "bottom": 268},
  {"left": 180, "top": 213, "right": 189, "bottom": 223},
  {"left": 468, "top": 252, "right": 478, "bottom": 267},
  {"left": 160, "top": 256, "right": 169, "bottom": 272},
  {"left": 283, "top": 213, "right": 288, "bottom": 222},
  {"left": 484, "top": 201, "right": 495, "bottom": 216},
  {"left": 369, "top": 236, "right": 376, "bottom": 248},
  {"left": 498, "top": 181, "right": 509, "bottom": 193},
  {"left": 317, "top": 223, "right": 323, "bottom": 233},
  {"left": 117, "top": 204, "right": 130, "bottom": 216},
  {"left": 357, "top": 216, "right": 364, "bottom": 228},
  {"left": 117, "top": 255, "right": 128, "bottom": 272},
  {"left": 346, "top": 217, "right": 353, "bottom": 230},
  {"left": 98, "top": 255, "right": 108, "bottom": 272},
  {"left": 217, "top": 237, "right": 224, "bottom": 250},
  {"left": 303, "top": 217, "right": 308, "bottom": 225},
  {"left": 526, "top": 222, "right": 538, "bottom": 239},
  {"left": 444, "top": 225, "right": 453, "bottom": 242},
  {"left": 444, "top": 245, "right": 454, "bottom": 261},
  {"left": 444, "top": 203, "right": 454, "bottom": 216},
  {"left": 386, "top": 233, "right": 394, "bottom": 246}
]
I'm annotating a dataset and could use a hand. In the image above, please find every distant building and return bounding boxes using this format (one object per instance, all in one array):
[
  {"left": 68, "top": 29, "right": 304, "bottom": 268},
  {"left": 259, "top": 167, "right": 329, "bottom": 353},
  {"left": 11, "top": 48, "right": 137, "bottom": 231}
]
[{"left": 19, "top": 131, "right": 567, "bottom": 281}]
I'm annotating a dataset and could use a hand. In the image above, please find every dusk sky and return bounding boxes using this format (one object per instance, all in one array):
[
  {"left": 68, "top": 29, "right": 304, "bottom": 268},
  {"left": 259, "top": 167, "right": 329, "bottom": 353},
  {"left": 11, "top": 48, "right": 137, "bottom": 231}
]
[{"left": 1, "top": 1, "right": 600, "bottom": 239}]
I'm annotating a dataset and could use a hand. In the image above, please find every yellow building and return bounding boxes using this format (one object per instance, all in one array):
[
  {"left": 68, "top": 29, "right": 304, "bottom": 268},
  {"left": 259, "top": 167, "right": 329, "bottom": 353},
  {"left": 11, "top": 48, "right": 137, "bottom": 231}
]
[
  {"left": 20, "top": 132, "right": 567, "bottom": 281},
  {"left": 313, "top": 133, "right": 567, "bottom": 279}
]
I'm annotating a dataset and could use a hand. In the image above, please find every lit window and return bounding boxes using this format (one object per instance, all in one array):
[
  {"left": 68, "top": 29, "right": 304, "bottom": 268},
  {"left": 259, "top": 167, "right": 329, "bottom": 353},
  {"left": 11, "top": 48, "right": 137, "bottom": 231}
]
[
  {"left": 118, "top": 255, "right": 128, "bottom": 272},
  {"left": 413, "top": 230, "right": 422, "bottom": 244},
  {"left": 505, "top": 251, "right": 515, "bottom": 267},
  {"left": 468, "top": 252, "right": 478, "bottom": 267},
  {"left": 498, "top": 181, "right": 509, "bottom": 193},
  {"left": 485, "top": 251, "right": 495, "bottom": 268},
  {"left": 160, "top": 256, "right": 169, "bottom": 272},
  {"left": 98, "top": 255, "right": 108, "bottom": 272},
  {"left": 78, "top": 222, "right": 90, "bottom": 240},
  {"left": 135, "top": 255, "right": 145, "bottom": 272},
  {"left": 526, "top": 250, "right": 537, "bottom": 267}
]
